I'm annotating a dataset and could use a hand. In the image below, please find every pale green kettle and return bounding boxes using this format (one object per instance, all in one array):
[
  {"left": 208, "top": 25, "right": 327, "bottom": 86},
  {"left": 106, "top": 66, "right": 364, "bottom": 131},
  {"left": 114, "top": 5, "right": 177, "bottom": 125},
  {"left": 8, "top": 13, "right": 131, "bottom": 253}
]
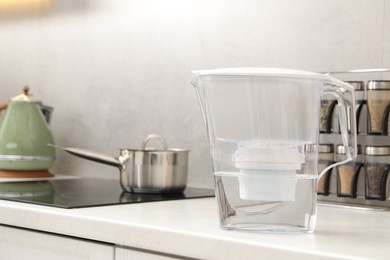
[{"left": 0, "top": 87, "right": 55, "bottom": 172}]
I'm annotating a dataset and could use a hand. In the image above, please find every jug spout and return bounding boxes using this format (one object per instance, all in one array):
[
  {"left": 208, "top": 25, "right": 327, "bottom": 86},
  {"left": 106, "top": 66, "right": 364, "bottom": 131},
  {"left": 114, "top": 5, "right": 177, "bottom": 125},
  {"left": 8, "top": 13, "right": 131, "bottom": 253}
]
[{"left": 191, "top": 76, "right": 208, "bottom": 129}]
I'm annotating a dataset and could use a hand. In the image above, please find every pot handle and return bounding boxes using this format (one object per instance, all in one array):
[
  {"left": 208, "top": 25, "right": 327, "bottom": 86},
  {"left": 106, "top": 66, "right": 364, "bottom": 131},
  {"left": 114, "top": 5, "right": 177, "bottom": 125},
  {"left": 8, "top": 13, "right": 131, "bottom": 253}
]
[
  {"left": 51, "top": 145, "right": 122, "bottom": 168},
  {"left": 141, "top": 134, "right": 168, "bottom": 150}
]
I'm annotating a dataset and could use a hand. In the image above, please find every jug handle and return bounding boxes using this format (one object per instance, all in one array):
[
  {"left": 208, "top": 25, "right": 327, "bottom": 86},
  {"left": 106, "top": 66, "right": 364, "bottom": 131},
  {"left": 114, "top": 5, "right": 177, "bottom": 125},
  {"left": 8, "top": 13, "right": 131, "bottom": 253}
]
[{"left": 318, "top": 82, "right": 358, "bottom": 179}]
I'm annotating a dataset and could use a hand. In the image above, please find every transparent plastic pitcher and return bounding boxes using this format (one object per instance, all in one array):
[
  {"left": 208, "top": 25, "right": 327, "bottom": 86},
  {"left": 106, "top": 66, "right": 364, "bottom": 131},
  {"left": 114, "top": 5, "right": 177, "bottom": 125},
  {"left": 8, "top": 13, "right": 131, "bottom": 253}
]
[{"left": 192, "top": 68, "right": 357, "bottom": 233}]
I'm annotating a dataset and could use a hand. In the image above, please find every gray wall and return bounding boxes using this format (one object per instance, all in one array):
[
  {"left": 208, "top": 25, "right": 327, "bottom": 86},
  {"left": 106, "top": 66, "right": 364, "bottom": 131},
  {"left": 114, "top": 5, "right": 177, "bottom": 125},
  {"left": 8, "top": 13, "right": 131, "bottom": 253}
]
[{"left": 0, "top": 0, "right": 389, "bottom": 188}]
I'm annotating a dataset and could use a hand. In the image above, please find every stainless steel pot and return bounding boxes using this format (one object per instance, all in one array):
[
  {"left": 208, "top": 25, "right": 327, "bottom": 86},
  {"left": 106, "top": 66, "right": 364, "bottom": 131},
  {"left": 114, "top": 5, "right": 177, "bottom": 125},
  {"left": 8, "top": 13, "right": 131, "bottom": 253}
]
[{"left": 57, "top": 134, "right": 190, "bottom": 194}]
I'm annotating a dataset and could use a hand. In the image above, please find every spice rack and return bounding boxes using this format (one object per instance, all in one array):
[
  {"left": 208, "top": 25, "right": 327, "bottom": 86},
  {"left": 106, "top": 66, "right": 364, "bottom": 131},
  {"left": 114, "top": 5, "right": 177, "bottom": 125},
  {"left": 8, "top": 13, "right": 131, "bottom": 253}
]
[{"left": 318, "top": 70, "right": 390, "bottom": 210}]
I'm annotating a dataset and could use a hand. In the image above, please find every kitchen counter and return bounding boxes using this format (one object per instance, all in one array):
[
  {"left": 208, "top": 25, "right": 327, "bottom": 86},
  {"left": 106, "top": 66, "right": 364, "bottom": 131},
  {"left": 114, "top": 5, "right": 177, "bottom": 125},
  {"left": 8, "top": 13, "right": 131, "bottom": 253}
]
[{"left": 0, "top": 196, "right": 389, "bottom": 259}]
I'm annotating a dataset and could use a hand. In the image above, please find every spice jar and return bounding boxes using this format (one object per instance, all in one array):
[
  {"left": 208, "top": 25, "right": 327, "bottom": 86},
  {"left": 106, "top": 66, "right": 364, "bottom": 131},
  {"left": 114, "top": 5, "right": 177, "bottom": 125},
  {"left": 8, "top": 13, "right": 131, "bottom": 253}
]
[
  {"left": 336, "top": 145, "right": 362, "bottom": 198},
  {"left": 345, "top": 81, "right": 365, "bottom": 134},
  {"left": 319, "top": 95, "right": 336, "bottom": 133},
  {"left": 366, "top": 80, "right": 390, "bottom": 135},
  {"left": 317, "top": 144, "right": 334, "bottom": 195},
  {"left": 364, "top": 146, "right": 390, "bottom": 200}
]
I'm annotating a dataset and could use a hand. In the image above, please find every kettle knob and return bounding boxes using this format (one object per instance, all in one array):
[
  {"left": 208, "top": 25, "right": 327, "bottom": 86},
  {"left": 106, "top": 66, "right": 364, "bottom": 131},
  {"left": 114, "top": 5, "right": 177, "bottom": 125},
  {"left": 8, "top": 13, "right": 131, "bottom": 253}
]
[{"left": 23, "top": 85, "right": 30, "bottom": 96}]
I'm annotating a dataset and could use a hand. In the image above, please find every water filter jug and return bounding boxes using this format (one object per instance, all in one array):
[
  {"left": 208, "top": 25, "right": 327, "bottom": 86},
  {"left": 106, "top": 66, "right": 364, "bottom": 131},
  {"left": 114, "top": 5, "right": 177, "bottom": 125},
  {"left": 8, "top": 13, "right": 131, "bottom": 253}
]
[{"left": 192, "top": 68, "right": 357, "bottom": 233}]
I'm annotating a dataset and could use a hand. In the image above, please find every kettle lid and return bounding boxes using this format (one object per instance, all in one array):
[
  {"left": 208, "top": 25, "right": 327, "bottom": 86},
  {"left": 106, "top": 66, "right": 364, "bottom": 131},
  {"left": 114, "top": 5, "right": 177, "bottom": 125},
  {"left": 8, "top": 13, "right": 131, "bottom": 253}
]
[{"left": 11, "top": 86, "right": 31, "bottom": 101}]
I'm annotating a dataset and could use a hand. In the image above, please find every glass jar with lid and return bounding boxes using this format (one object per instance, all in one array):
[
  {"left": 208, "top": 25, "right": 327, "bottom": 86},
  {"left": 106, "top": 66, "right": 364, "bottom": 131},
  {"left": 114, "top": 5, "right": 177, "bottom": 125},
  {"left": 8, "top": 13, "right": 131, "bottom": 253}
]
[
  {"left": 317, "top": 144, "right": 334, "bottom": 195},
  {"left": 319, "top": 95, "right": 337, "bottom": 133},
  {"left": 345, "top": 81, "right": 365, "bottom": 134},
  {"left": 366, "top": 80, "right": 390, "bottom": 135},
  {"left": 364, "top": 146, "right": 390, "bottom": 201},
  {"left": 335, "top": 145, "right": 363, "bottom": 198}
]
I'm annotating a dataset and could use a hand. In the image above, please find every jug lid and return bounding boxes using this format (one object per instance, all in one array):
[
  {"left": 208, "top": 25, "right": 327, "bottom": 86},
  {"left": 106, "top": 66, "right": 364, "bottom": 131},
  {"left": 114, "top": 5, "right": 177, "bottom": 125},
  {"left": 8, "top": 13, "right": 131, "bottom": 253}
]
[{"left": 193, "top": 67, "right": 331, "bottom": 80}]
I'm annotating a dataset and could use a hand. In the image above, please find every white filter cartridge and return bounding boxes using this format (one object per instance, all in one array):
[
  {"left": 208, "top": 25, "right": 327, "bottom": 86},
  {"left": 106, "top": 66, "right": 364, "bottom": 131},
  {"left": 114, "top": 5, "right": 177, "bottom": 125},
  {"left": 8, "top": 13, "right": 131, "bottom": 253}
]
[
  {"left": 234, "top": 145, "right": 303, "bottom": 201},
  {"left": 238, "top": 169, "right": 297, "bottom": 201}
]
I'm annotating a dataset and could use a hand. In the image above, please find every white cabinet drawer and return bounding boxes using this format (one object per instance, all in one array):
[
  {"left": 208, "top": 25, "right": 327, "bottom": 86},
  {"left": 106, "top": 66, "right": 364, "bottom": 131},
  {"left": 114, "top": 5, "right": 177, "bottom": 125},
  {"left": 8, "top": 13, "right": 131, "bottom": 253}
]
[
  {"left": 0, "top": 225, "right": 114, "bottom": 260},
  {"left": 115, "top": 246, "right": 184, "bottom": 260}
]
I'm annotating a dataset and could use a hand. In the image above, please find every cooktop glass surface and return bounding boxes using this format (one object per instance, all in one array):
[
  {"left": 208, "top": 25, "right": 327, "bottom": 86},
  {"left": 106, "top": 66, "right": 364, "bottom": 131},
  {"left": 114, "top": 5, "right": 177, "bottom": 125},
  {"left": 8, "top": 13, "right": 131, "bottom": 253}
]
[{"left": 0, "top": 178, "right": 214, "bottom": 209}]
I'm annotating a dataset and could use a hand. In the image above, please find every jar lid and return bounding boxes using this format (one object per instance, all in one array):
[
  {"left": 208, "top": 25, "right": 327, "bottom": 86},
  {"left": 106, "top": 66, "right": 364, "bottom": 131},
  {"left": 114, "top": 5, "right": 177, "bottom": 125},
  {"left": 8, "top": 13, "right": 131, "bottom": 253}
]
[
  {"left": 345, "top": 81, "right": 365, "bottom": 91},
  {"left": 318, "top": 144, "right": 334, "bottom": 153},
  {"left": 365, "top": 146, "right": 390, "bottom": 156},
  {"left": 367, "top": 80, "right": 390, "bottom": 90},
  {"left": 336, "top": 144, "right": 361, "bottom": 154}
]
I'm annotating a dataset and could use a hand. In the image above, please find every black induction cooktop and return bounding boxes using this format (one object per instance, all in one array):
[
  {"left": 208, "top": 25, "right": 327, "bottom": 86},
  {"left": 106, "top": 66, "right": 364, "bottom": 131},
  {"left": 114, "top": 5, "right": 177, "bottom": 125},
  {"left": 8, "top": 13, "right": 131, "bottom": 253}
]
[{"left": 0, "top": 178, "right": 214, "bottom": 209}]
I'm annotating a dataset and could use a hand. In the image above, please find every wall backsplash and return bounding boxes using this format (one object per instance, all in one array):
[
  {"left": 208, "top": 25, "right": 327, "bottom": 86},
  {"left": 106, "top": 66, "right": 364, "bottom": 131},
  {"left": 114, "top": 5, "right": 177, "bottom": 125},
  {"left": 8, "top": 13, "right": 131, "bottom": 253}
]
[{"left": 0, "top": 0, "right": 389, "bottom": 189}]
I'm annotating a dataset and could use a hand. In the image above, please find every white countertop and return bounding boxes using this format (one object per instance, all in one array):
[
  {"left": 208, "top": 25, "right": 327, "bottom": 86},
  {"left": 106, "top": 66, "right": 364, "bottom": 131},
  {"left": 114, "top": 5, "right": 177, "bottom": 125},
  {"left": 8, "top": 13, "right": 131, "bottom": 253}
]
[{"left": 0, "top": 195, "right": 389, "bottom": 259}]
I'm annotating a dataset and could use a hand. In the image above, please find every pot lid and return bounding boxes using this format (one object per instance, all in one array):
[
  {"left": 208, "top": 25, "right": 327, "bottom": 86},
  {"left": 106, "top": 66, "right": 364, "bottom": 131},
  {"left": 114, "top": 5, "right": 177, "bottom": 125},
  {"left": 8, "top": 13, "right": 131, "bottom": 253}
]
[{"left": 138, "top": 134, "right": 190, "bottom": 152}]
